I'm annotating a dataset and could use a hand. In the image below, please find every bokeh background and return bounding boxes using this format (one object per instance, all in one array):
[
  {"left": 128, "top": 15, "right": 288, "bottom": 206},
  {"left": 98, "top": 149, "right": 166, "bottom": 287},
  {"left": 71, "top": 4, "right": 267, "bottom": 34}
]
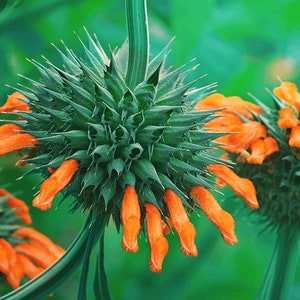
[{"left": 1, "top": 0, "right": 300, "bottom": 299}]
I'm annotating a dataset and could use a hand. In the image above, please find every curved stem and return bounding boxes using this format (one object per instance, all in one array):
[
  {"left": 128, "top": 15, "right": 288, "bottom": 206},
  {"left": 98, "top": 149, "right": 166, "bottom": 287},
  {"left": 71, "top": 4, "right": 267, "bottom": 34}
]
[
  {"left": 256, "top": 226, "right": 300, "bottom": 300},
  {"left": 94, "top": 232, "right": 112, "bottom": 300},
  {"left": 0, "top": 212, "right": 98, "bottom": 300},
  {"left": 125, "top": 0, "right": 149, "bottom": 89},
  {"left": 77, "top": 211, "right": 108, "bottom": 300}
]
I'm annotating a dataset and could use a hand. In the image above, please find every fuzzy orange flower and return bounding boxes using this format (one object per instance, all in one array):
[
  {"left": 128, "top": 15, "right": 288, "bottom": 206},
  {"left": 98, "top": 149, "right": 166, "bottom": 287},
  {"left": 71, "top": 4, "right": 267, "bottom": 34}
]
[
  {"left": 0, "top": 92, "right": 30, "bottom": 113},
  {"left": 0, "top": 189, "right": 32, "bottom": 224},
  {"left": 197, "top": 93, "right": 279, "bottom": 164},
  {"left": 32, "top": 158, "right": 79, "bottom": 210},
  {"left": 145, "top": 203, "right": 169, "bottom": 272},
  {"left": 207, "top": 164, "right": 258, "bottom": 209},
  {"left": 163, "top": 189, "right": 197, "bottom": 256},
  {"left": 195, "top": 93, "right": 262, "bottom": 119},
  {"left": 0, "top": 189, "right": 65, "bottom": 289},
  {"left": 121, "top": 185, "right": 141, "bottom": 253},
  {"left": 289, "top": 126, "right": 300, "bottom": 148},
  {"left": 190, "top": 186, "right": 237, "bottom": 245},
  {"left": 278, "top": 107, "right": 299, "bottom": 128},
  {"left": 274, "top": 81, "right": 300, "bottom": 111}
]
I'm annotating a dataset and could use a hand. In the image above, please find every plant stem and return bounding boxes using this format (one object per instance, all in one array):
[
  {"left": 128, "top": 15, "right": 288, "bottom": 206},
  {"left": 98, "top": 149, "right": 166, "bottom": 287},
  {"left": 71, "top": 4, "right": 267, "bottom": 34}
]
[
  {"left": 125, "top": 0, "right": 149, "bottom": 89},
  {"left": 256, "top": 226, "right": 300, "bottom": 300}
]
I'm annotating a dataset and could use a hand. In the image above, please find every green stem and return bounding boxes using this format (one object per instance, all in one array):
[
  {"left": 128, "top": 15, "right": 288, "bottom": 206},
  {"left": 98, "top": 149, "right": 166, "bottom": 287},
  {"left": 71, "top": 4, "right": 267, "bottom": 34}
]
[
  {"left": 0, "top": 211, "right": 101, "bottom": 300},
  {"left": 256, "top": 226, "right": 300, "bottom": 300},
  {"left": 125, "top": 0, "right": 149, "bottom": 89},
  {"left": 93, "top": 232, "right": 112, "bottom": 300},
  {"left": 77, "top": 211, "right": 108, "bottom": 300}
]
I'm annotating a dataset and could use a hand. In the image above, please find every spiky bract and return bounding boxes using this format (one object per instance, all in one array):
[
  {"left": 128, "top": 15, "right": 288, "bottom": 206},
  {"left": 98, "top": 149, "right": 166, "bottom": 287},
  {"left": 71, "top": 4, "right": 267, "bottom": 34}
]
[{"left": 12, "top": 31, "right": 220, "bottom": 225}]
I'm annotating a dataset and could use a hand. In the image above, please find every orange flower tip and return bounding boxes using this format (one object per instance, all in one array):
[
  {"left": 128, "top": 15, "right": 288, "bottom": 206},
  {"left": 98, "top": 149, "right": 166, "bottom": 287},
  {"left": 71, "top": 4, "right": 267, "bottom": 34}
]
[
  {"left": 179, "top": 221, "right": 198, "bottom": 257},
  {"left": 122, "top": 240, "right": 139, "bottom": 253},
  {"left": 222, "top": 233, "right": 238, "bottom": 245},
  {"left": 32, "top": 195, "right": 53, "bottom": 211},
  {"left": 149, "top": 237, "right": 168, "bottom": 273},
  {"left": 0, "top": 92, "right": 30, "bottom": 113},
  {"left": 247, "top": 156, "right": 264, "bottom": 164},
  {"left": 122, "top": 216, "right": 140, "bottom": 253}
]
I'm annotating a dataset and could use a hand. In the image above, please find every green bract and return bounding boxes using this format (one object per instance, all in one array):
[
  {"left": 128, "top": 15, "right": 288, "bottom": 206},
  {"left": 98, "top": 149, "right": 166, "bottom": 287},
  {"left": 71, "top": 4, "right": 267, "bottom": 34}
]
[{"left": 14, "top": 30, "right": 221, "bottom": 222}]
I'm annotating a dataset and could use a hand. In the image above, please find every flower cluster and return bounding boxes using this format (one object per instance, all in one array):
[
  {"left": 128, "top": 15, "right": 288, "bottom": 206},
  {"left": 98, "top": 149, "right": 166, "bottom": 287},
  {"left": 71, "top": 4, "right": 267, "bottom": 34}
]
[
  {"left": 0, "top": 189, "right": 64, "bottom": 289},
  {"left": 0, "top": 33, "right": 259, "bottom": 272},
  {"left": 197, "top": 82, "right": 300, "bottom": 229}
]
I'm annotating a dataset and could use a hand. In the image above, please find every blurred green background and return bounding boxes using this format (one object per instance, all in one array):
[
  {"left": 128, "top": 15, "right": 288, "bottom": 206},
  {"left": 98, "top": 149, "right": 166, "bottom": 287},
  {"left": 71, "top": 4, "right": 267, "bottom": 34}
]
[{"left": 0, "top": 0, "right": 300, "bottom": 299}]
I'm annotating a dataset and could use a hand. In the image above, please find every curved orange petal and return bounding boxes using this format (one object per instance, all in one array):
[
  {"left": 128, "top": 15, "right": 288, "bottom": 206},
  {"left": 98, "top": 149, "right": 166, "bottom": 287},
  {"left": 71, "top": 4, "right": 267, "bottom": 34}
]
[
  {"left": 190, "top": 186, "right": 237, "bottom": 245},
  {"left": 0, "top": 189, "right": 32, "bottom": 224},
  {"left": 215, "top": 121, "right": 267, "bottom": 153},
  {"left": 6, "top": 254, "right": 25, "bottom": 289},
  {"left": 121, "top": 186, "right": 141, "bottom": 253},
  {"left": 0, "top": 239, "right": 16, "bottom": 275},
  {"left": 289, "top": 126, "right": 300, "bottom": 148},
  {"left": 13, "top": 227, "right": 65, "bottom": 259},
  {"left": 0, "top": 92, "right": 30, "bottom": 113},
  {"left": 14, "top": 243, "right": 57, "bottom": 269},
  {"left": 164, "top": 189, "right": 197, "bottom": 256},
  {"left": 0, "top": 124, "right": 23, "bottom": 139},
  {"left": 0, "top": 133, "right": 38, "bottom": 156},
  {"left": 207, "top": 164, "right": 259, "bottom": 209},
  {"left": 196, "top": 93, "right": 262, "bottom": 118},
  {"left": 32, "top": 159, "right": 79, "bottom": 210},
  {"left": 248, "top": 137, "right": 279, "bottom": 164},
  {"left": 247, "top": 139, "right": 266, "bottom": 164},
  {"left": 205, "top": 114, "right": 243, "bottom": 132},
  {"left": 145, "top": 203, "right": 169, "bottom": 273},
  {"left": 16, "top": 253, "right": 44, "bottom": 279},
  {"left": 278, "top": 107, "right": 299, "bottom": 128},
  {"left": 274, "top": 82, "right": 299, "bottom": 106}
]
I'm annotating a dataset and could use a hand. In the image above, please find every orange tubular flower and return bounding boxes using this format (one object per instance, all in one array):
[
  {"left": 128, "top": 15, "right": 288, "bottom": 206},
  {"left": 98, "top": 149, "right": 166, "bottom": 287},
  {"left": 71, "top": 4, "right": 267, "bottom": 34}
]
[
  {"left": 0, "top": 189, "right": 32, "bottom": 224},
  {"left": 247, "top": 137, "right": 279, "bottom": 164},
  {"left": 13, "top": 227, "right": 65, "bottom": 259},
  {"left": 121, "top": 185, "right": 141, "bottom": 253},
  {"left": 0, "top": 238, "right": 16, "bottom": 275},
  {"left": 163, "top": 189, "right": 197, "bottom": 256},
  {"left": 195, "top": 93, "right": 262, "bottom": 119},
  {"left": 273, "top": 81, "right": 300, "bottom": 110},
  {"left": 16, "top": 253, "right": 44, "bottom": 279},
  {"left": 0, "top": 92, "right": 30, "bottom": 113},
  {"left": 215, "top": 121, "right": 267, "bottom": 153},
  {"left": 278, "top": 107, "right": 299, "bottom": 128},
  {"left": 32, "top": 158, "right": 79, "bottom": 210},
  {"left": 14, "top": 243, "right": 58, "bottom": 269},
  {"left": 204, "top": 113, "right": 243, "bottom": 132},
  {"left": 190, "top": 186, "right": 237, "bottom": 245},
  {"left": 0, "top": 133, "right": 38, "bottom": 156},
  {"left": 145, "top": 203, "right": 169, "bottom": 272},
  {"left": 0, "top": 124, "right": 23, "bottom": 139},
  {"left": 0, "top": 188, "right": 65, "bottom": 289},
  {"left": 207, "top": 164, "right": 259, "bottom": 209},
  {"left": 289, "top": 126, "right": 300, "bottom": 148}
]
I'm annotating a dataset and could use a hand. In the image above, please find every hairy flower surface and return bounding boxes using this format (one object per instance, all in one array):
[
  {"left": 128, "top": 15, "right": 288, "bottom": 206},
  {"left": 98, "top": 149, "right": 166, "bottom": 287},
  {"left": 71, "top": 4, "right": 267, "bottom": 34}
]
[
  {"left": 197, "top": 82, "right": 300, "bottom": 229},
  {"left": 0, "top": 189, "right": 64, "bottom": 289},
  {"left": 0, "top": 33, "right": 259, "bottom": 272}
]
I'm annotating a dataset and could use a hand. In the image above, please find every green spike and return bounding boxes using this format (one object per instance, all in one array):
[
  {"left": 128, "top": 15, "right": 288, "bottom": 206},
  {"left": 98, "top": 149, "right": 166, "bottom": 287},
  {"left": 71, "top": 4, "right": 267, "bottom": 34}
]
[
  {"left": 131, "top": 159, "right": 163, "bottom": 188},
  {"left": 169, "top": 157, "right": 202, "bottom": 174}
]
